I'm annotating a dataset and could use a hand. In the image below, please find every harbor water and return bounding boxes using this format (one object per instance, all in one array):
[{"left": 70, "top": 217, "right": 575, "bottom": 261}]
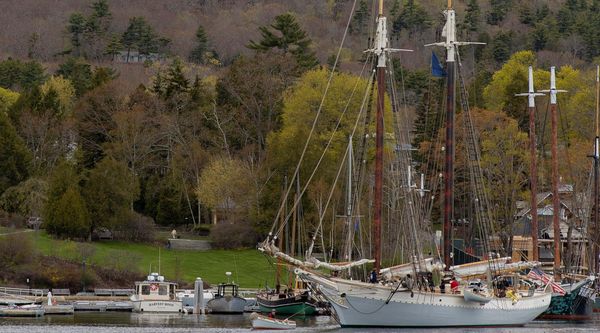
[{"left": 0, "top": 312, "right": 599, "bottom": 332}]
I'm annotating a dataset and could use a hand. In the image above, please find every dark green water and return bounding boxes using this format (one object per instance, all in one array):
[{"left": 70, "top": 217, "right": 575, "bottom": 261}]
[{"left": 0, "top": 312, "right": 599, "bottom": 332}]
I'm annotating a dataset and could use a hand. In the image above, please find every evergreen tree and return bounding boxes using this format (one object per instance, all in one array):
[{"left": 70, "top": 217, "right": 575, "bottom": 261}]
[
  {"left": 490, "top": 31, "right": 513, "bottom": 63},
  {"left": 164, "top": 58, "right": 189, "bottom": 98},
  {"left": 392, "top": 0, "right": 431, "bottom": 36},
  {"left": 121, "top": 17, "right": 161, "bottom": 61},
  {"left": 104, "top": 34, "right": 123, "bottom": 61},
  {"left": 349, "top": 0, "right": 369, "bottom": 35},
  {"left": 487, "top": 0, "right": 512, "bottom": 26},
  {"left": 189, "top": 25, "right": 216, "bottom": 64},
  {"left": 247, "top": 13, "right": 318, "bottom": 70},
  {"left": 0, "top": 112, "right": 30, "bottom": 194},
  {"left": 83, "top": 157, "right": 139, "bottom": 238},
  {"left": 462, "top": 0, "right": 480, "bottom": 34},
  {"left": 0, "top": 59, "right": 46, "bottom": 91},
  {"left": 44, "top": 161, "right": 89, "bottom": 239},
  {"left": 67, "top": 13, "right": 86, "bottom": 57},
  {"left": 57, "top": 58, "right": 93, "bottom": 97}
]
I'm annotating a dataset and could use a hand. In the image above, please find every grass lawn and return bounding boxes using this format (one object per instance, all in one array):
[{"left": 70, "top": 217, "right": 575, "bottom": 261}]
[{"left": 20, "top": 231, "right": 277, "bottom": 289}]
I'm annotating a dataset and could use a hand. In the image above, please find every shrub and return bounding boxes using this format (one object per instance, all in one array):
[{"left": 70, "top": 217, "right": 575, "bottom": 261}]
[
  {"left": 113, "top": 212, "right": 155, "bottom": 242},
  {"left": 209, "top": 222, "right": 259, "bottom": 249}
]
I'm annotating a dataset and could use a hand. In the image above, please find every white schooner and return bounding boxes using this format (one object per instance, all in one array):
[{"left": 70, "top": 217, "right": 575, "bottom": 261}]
[{"left": 260, "top": 0, "right": 551, "bottom": 327}]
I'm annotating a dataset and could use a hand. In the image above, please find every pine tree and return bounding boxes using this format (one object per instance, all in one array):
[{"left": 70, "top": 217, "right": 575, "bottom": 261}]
[
  {"left": 349, "top": 0, "right": 369, "bottom": 35},
  {"left": 67, "top": 13, "right": 87, "bottom": 57},
  {"left": 487, "top": 0, "right": 512, "bottom": 26},
  {"left": 392, "top": 0, "right": 431, "bottom": 36},
  {"left": 104, "top": 34, "right": 123, "bottom": 61},
  {"left": 462, "top": 0, "right": 480, "bottom": 34},
  {"left": 189, "top": 25, "right": 216, "bottom": 64},
  {"left": 164, "top": 58, "right": 189, "bottom": 98},
  {"left": 247, "top": 13, "right": 318, "bottom": 70}
]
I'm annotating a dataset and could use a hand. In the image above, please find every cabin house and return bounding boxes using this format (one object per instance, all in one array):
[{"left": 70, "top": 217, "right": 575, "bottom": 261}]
[{"left": 513, "top": 184, "right": 590, "bottom": 272}]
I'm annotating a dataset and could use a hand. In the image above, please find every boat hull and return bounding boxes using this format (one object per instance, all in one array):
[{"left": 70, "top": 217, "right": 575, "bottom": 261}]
[
  {"left": 300, "top": 272, "right": 551, "bottom": 327},
  {"left": 132, "top": 300, "right": 182, "bottom": 313},
  {"left": 256, "top": 294, "right": 317, "bottom": 315},
  {"left": 207, "top": 296, "right": 246, "bottom": 314},
  {"left": 540, "top": 280, "right": 593, "bottom": 319},
  {"left": 252, "top": 315, "right": 297, "bottom": 330}
]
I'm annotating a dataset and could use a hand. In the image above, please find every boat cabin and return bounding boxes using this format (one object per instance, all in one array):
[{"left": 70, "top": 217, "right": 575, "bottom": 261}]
[
  {"left": 215, "top": 283, "right": 239, "bottom": 298},
  {"left": 134, "top": 273, "right": 178, "bottom": 301}
]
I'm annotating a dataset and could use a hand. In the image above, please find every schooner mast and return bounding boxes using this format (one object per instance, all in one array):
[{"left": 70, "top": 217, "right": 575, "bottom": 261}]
[
  {"left": 516, "top": 66, "right": 544, "bottom": 261},
  {"left": 425, "top": 0, "right": 483, "bottom": 268},
  {"left": 373, "top": 0, "right": 385, "bottom": 273},
  {"left": 591, "top": 65, "right": 600, "bottom": 274},
  {"left": 542, "top": 67, "right": 566, "bottom": 278},
  {"left": 369, "top": 0, "right": 411, "bottom": 272}
]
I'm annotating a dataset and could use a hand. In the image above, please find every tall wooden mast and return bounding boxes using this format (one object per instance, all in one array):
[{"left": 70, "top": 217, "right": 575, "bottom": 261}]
[
  {"left": 368, "top": 0, "right": 412, "bottom": 272},
  {"left": 442, "top": 0, "right": 456, "bottom": 269},
  {"left": 516, "top": 66, "right": 544, "bottom": 261},
  {"left": 593, "top": 65, "right": 600, "bottom": 273},
  {"left": 542, "top": 67, "right": 566, "bottom": 279},
  {"left": 373, "top": 0, "right": 386, "bottom": 273},
  {"left": 425, "top": 0, "right": 484, "bottom": 268}
]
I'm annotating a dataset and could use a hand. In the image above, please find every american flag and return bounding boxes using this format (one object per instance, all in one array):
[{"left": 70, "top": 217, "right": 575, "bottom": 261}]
[{"left": 527, "top": 267, "right": 566, "bottom": 296}]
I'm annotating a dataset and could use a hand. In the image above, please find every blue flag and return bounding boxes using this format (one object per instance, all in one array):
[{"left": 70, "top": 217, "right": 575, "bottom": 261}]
[{"left": 431, "top": 52, "right": 446, "bottom": 77}]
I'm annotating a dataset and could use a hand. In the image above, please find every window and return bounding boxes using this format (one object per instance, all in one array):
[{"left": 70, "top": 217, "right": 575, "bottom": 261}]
[
  {"left": 159, "top": 285, "right": 168, "bottom": 295},
  {"left": 141, "top": 285, "right": 150, "bottom": 295}
]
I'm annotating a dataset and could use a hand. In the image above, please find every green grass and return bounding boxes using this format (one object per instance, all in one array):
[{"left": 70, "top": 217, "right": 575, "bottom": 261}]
[{"left": 17, "top": 231, "right": 276, "bottom": 289}]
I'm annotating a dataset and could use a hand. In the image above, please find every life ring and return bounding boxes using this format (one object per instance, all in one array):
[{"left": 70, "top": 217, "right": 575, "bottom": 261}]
[{"left": 150, "top": 284, "right": 159, "bottom": 292}]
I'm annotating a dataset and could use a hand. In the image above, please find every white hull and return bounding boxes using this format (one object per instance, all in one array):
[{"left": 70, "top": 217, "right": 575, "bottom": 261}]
[
  {"left": 251, "top": 314, "right": 296, "bottom": 330},
  {"left": 132, "top": 300, "right": 182, "bottom": 313},
  {"left": 299, "top": 270, "right": 551, "bottom": 327}
]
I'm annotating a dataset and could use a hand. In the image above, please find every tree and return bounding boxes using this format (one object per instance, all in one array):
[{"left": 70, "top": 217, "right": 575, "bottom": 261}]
[
  {"left": 75, "top": 83, "right": 121, "bottom": 169},
  {"left": 483, "top": 51, "right": 537, "bottom": 131},
  {"left": 0, "top": 59, "right": 46, "bottom": 91},
  {"left": 0, "top": 178, "right": 48, "bottom": 217},
  {"left": 67, "top": 13, "right": 86, "bottom": 57},
  {"left": 105, "top": 34, "right": 123, "bottom": 61},
  {"left": 44, "top": 161, "right": 89, "bottom": 239},
  {"left": 121, "top": 16, "right": 168, "bottom": 61},
  {"left": 349, "top": 0, "right": 369, "bottom": 35},
  {"left": 479, "top": 109, "right": 529, "bottom": 255},
  {"left": 39, "top": 76, "right": 76, "bottom": 117},
  {"left": 189, "top": 25, "right": 218, "bottom": 65},
  {"left": 196, "top": 156, "right": 253, "bottom": 223},
  {"left": 164, "top": 58, "right": 189, "bottom": 98},
  {"left": 57, "top": 58, "right": 93, "bottom": 97},
  {"left": 248, "top": 13, "right": 318, "bottom": 70},
  {"left": 0, "top": 87, "right": 19, "bottom": 114},
  {"left": 0, "top": 112, "right": 31, "bottom": 194},
  {"left": 84, "top": 0, "right": 113, "bottom": 59},
  {"left": 57, "top": 58, "right": 115, "bottom": 97},
  {"left": 83, "top": 157, "right": 139, "bottom": 238},
  {"left": 462, "top": 0, "right": 480, "bottom": 36},
  {"left": 216, "top": 52, "right": 298, "bottom": 156},
  {"left": 487, "top": 0, "right": 512, "bottom": 26},
  {"left": 392, "top": 0, "right": 431, "bottom": 37}
]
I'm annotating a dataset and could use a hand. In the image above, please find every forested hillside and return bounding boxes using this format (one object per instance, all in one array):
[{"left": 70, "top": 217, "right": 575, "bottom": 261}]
[{"left": 0, "top": 0, "right": 599, "bottom": 259}]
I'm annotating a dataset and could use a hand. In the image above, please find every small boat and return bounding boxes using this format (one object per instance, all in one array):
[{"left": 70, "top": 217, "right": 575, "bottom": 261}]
[
  {"left": 463, "top": 289, "right": 492, "bottom": 304},
  {"left": 206, "top": 282, "right": 246, "bottom": 313},
  {"left": 250, "top": 312, "right": 296, "bottom": 330},
  {"left": 130, "top": 273, "right": 183, "bottom": 313}
]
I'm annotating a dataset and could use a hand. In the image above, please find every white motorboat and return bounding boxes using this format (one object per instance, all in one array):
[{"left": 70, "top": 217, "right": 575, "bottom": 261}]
[
  {"left": 130, "top": 273, "right": 182, "bottom": 313},
  {"left": 206, "top": 283, "right": 246, "bottom": 313},
  {"left": 250, "top": 312, "right": 296, "bottom": 330}
]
